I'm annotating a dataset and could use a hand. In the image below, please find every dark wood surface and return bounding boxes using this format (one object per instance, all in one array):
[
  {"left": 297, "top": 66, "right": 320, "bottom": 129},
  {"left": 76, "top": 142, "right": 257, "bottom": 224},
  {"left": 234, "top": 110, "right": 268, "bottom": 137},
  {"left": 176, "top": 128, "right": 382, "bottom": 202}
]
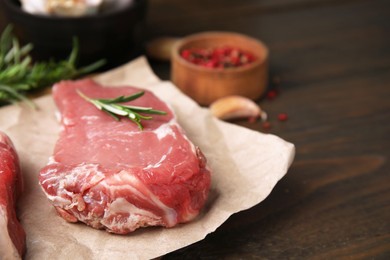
[
  {"left": 146, "top": 0, "right": 390, "bottom": 259},
  {"left": 1, "top": 0, "right": 389, "bottom": 259}
]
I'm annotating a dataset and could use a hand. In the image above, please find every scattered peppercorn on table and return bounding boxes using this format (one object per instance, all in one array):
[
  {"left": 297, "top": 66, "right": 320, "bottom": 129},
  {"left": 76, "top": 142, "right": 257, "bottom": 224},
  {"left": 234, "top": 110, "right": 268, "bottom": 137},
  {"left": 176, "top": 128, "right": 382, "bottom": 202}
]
[
  {"left": 0, "top": 0, "right": 389, "bottom": 259},
  {"left": 146, "top": 1, "right": 390, "bottom": 259}
]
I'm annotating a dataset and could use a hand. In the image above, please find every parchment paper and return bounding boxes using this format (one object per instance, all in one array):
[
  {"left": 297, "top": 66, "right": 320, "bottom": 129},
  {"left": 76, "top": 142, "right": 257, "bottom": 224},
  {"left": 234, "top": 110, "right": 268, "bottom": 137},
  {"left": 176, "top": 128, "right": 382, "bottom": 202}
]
[{"left": 0, "top": 57, "right": 295, "bottom": 260}]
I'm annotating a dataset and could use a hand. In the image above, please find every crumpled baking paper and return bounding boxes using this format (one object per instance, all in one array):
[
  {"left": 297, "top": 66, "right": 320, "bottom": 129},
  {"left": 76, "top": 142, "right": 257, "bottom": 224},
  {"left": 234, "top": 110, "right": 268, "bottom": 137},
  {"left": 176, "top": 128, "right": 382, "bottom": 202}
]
[{"left": 0, "top": 57, "right": 295, "bottom": 260}]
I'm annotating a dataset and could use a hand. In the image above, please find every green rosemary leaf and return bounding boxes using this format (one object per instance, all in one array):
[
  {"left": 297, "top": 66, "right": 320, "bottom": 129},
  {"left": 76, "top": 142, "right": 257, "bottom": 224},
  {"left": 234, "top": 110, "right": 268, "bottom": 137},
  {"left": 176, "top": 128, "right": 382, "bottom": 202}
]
[
  {"left": 0, "top": 25, "right": 105, "bottom": 106},
  {"left": 102, "top": 108, "right": 120, "bottom": 121},
  {"left": 98, "top": 91, "right": 145, "bottom": 104},
  {"left": 135, "top": 113, "right": 153, "bottom": 120},
  {"left": 68, "top": 37, "right": 79, "bottom": 66},
  {"left": 148, "top": 109, "right": 168, "bottom": 115},
  {"left": 122, "top": 105, "right": 168, "bottom": 115},
  {"left": 0, "top": 84, "right": 36, "bottom": 108},
  {"left": 100, "top": 103, "right": 128, "bottom": 116},
  {"left": 77, "top": 90, "right": 167, "bottom": 130},
  {"left": 75, "top": 59, "right": 106, "bottom": 77},
  {"left": 120, "top": 105, "right": 152, "bottom": 111}
]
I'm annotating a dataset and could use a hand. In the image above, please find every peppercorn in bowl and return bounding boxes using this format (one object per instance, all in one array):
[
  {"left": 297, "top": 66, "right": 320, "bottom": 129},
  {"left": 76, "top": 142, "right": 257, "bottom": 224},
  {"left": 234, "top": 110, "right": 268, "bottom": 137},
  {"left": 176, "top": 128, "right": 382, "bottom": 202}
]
[{"left": 171, "top": 31, "right": 269, "bottom": 105}]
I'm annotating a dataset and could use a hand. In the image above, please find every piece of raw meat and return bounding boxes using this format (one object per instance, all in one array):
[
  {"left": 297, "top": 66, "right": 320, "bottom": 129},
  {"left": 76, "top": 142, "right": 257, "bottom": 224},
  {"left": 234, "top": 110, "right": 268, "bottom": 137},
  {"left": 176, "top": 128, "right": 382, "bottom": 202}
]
[
  {"left": 39, "top": 79, "right": 211, "bottom": 234},
  {"left": 0, "top": 131, "right": 25, "bottom": 259}
]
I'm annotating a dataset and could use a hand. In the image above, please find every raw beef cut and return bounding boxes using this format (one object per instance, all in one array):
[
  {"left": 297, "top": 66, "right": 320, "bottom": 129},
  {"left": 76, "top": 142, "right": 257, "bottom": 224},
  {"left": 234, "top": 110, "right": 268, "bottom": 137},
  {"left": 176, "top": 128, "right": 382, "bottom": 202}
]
[
  {"left": 0, "top": 131, "right": 25, "bottom": 259},
  {"left": 39, "top": 79, "right": 211, "bottom": 234}
]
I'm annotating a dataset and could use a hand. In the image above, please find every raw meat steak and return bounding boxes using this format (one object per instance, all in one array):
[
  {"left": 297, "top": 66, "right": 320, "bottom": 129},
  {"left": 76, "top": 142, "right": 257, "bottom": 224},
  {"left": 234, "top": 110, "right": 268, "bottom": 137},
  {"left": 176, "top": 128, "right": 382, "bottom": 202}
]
[
  {"left": 39, "top": 79, "right": 211, "bottom": 234},
  {"left": 0, "top": 131, "right": 25, "bottom": 259}
]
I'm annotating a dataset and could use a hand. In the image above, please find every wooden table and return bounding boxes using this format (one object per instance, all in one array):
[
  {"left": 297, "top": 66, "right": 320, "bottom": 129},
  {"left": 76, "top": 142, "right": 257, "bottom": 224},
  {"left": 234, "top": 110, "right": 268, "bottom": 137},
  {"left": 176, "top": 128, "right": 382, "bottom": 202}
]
[
  {"left": 1, "top": 0, "right": 389, "bottom": 258},
  {"left": 146, "top": 0, "right": 390, "bottom": 258}
]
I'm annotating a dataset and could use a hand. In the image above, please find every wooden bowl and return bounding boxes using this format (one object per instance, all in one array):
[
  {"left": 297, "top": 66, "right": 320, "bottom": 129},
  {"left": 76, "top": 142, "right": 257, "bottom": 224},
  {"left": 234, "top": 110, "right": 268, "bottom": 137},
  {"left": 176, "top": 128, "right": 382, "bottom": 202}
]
[{"left": 171, "top": 32, "right": 269, "bottom": 106}]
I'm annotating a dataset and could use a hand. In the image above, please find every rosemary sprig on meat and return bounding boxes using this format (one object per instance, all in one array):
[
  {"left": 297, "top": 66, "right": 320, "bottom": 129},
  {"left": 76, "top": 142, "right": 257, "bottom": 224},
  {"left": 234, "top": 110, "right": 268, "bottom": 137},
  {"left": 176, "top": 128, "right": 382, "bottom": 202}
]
[
  {"left": 77, "top": 90, "right": 167, "bottom": 130},
  {"left": 0, "top": 25, "right": 105, "bottom": 107}
]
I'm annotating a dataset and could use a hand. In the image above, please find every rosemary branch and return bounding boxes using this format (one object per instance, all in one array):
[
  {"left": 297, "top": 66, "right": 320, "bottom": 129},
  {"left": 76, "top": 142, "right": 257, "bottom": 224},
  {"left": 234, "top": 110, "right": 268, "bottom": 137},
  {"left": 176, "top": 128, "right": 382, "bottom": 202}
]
[
  {"left": 0, "top": 25, "right": 105, "bottom": 107},
  {"left": 77, "top": 90, "right": 167, "bottom": 130}
]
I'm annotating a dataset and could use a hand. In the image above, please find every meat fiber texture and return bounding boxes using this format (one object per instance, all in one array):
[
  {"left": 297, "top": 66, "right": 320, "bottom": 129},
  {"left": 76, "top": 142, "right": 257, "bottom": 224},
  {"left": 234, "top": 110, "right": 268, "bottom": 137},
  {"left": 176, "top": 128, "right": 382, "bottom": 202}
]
[
  {"left": 0, "top": 131, "right": 26, "bottom": 259},
  {"left": 38, "top": 79, "right": 211, "bottom": 234}
]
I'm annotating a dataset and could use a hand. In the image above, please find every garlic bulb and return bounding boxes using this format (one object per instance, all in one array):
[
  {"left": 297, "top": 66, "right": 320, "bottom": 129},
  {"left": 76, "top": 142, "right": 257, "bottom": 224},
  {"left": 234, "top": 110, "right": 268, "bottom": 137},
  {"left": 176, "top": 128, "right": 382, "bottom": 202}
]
[{"left": 20, "top": 0, "right": 104, "bottom": 17}]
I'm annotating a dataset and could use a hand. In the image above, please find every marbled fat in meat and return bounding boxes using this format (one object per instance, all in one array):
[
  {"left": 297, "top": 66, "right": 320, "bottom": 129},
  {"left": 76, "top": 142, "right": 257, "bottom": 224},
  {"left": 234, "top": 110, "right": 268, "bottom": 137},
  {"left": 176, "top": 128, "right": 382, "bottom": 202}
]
[
  {"left": 0, "top": 131, "right": 25, "bottom": 259},
  {"left": 39, "top": 79, "right": 211, "bottom": 234}
]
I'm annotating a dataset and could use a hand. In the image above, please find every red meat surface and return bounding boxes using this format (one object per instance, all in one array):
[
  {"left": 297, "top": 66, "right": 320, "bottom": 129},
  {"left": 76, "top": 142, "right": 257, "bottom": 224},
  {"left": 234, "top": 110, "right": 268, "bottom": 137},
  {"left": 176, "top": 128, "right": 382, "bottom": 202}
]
[
  {"left": 0, "top": 131, "right": 25, "bottom": 259},
  {"left": 39, "top": 79, "right": 211, "bottom": 234}
]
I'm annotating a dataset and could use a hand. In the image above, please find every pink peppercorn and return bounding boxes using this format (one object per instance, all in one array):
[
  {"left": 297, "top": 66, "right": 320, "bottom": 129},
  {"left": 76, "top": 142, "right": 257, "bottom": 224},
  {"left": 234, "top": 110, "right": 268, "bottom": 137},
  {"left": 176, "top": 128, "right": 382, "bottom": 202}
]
[
  {"left": 181, "top": 49, "right": 192, "bottom": 59},
  {"left": 266, "top": 89, "right": 278, "bottom": 100},
  {"left": 278, "top": 113, "right": 288, "bottom": 121},
  {"left": 262, "top": 121, "right": 271, "bottom": 130},
  {"left": 180, "top": 46, "right": 256, "bottom": 69}
]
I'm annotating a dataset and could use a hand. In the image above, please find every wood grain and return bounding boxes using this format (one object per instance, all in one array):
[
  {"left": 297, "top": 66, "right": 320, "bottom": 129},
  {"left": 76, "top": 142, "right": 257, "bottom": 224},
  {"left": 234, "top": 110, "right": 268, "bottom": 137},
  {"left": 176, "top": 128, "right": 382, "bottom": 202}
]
[
  {"left": 0, "top": 0, "right": 389, "bottom": 258},
  {"left": 145, "top": 0, "right": 390, "bottom": 258}
]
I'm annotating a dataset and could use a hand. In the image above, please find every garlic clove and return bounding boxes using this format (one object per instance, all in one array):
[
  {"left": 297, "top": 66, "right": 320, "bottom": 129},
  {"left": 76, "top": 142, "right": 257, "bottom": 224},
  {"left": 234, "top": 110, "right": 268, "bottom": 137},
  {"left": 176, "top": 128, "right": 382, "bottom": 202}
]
[{"left": 209, "top": 96, "right": 264, "bottom": 122}]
